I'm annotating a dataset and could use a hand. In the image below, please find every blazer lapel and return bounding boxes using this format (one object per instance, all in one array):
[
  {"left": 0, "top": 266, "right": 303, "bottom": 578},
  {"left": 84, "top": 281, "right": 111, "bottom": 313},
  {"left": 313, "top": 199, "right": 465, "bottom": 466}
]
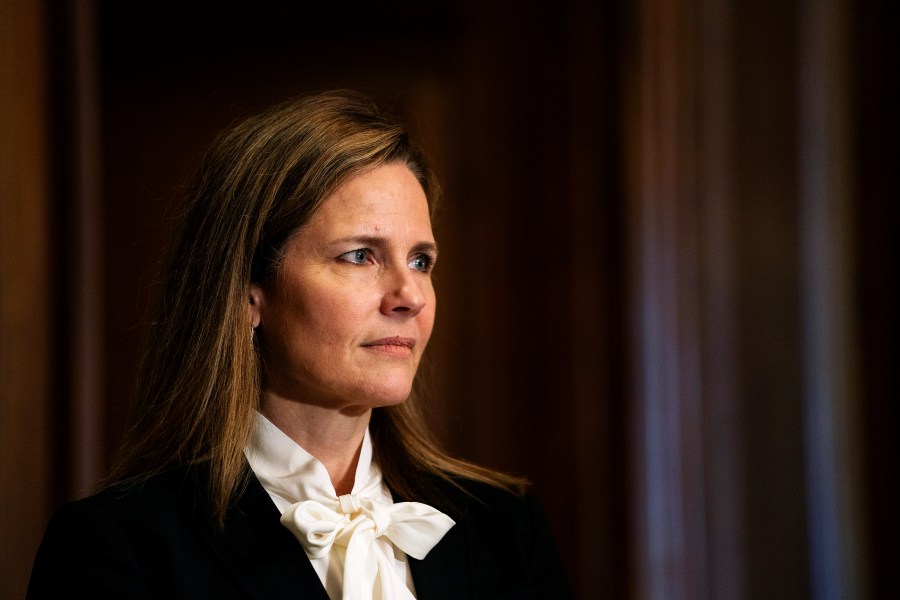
[
  {"left": 408, "top": 516, "right": 472, "bottom": 600},
  {"left": 186, "top": 470, "right": 329, "bottom": 600},
  {"left": 396, "top": 481, "right": 473, "bottom": 600}
]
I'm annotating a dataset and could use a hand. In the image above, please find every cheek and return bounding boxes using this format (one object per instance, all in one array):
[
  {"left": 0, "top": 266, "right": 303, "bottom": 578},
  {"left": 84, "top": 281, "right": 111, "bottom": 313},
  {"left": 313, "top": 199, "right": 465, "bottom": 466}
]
[
  {"left": 261, "top": 284, "right": 328, "bottom": 346},
  {"left": 304, "top": 286, "right": 375, "bottom": 344}
]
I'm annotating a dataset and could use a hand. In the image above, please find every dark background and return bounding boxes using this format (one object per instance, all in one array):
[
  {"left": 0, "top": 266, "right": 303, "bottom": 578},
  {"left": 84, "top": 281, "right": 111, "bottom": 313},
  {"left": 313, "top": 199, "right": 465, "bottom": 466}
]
[{"left": 1, "top": 0, "right": 894, "bottom": 598}]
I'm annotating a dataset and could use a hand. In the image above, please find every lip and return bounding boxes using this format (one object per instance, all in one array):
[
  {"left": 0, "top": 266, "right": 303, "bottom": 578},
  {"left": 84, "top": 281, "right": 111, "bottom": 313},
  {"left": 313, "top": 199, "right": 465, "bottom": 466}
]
[{"left": 362, "top": 336, "right": 416, "bottom": 356}]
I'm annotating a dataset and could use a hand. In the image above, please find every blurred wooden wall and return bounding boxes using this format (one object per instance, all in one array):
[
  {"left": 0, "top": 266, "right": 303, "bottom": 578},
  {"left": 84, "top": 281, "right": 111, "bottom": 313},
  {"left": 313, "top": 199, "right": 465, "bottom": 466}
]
[
  {"left": 620, "top": 0, "right": 894, "bottom": 597},
  {"left": 1, "top": 1, "right": 53, "bottom": 595},
  {"left": 1, "top": 0, "right": 893, "bottom": 598}
]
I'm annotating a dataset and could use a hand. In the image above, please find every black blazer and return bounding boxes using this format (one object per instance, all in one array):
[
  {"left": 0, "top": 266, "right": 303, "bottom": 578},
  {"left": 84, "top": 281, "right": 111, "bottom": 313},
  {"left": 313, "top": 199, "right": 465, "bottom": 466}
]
[{"left": 27, "top": 465, "right": 571, "bottom": 599}]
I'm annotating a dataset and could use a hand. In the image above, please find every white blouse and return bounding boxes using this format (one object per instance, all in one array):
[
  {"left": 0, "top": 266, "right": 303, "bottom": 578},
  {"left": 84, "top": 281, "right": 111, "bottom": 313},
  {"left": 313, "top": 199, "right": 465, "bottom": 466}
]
[{"left": 244, "top": 412, "right": 453, "bottom": 600}]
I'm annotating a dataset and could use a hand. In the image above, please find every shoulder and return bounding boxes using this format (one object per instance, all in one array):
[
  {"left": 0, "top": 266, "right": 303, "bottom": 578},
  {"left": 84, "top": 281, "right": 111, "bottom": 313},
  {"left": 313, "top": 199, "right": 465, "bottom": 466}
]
[
  {"left": 444, "top": 477, "right": 555, "bottom": 549},
  {"left": 43, "top": 467, "right": 194, "bottom": 531},
  {"left": 52, "top": 467, "right": 204, "bottom": 538},
  {"left": 429, "top": 475, "right": 544, "bottom": 529},
  {"left": 422, "top": 476, "right": 573, "bottom": 598},
  {"left": 27, "top": 467, "right": 209, "bottom": 598}
]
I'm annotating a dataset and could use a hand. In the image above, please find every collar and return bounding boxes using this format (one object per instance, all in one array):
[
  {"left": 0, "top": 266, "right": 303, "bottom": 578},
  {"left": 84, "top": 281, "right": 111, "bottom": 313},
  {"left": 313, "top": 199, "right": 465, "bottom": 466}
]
[{"left": 243, "top": 411, "right": 391, "bottom": 513}]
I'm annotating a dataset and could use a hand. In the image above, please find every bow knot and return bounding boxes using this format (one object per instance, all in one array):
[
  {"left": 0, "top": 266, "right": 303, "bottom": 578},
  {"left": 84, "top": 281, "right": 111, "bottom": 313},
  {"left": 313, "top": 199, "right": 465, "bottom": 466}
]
[
  {"left": 281, "top": 497, "right": 453, "bottom": 560},
  {"left": 339, "top": 493, "right": 363, "bottom": 515},
  {"left": 245, "top": 415, "right": 454, "bottom": 599},
  {"left": 281, "top": 497, "right": 454, "bottom": 599}
]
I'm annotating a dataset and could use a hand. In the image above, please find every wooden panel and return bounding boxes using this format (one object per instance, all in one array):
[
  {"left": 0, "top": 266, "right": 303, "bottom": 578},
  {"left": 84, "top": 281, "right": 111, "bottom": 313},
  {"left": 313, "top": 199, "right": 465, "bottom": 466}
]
[
  {"left": 0, "top": 1, "right": 53, "bottom": 597},
  {"left": 621, "top": 0, "right": 882, "bottom": 598},
  {"left": 60, "top": 0, "right": 106, "bottom": 500}
]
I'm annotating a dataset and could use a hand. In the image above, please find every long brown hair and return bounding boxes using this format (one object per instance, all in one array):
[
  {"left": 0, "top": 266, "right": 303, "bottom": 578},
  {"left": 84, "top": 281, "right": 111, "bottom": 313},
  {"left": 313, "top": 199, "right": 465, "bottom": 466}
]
[{"left": 108, "top": 91, "right": 525, "bottom": 522}]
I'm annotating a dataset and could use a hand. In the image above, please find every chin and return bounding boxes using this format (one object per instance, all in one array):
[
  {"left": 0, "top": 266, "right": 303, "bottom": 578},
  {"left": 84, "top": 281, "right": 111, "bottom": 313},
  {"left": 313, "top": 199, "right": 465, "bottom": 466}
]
[
  {"left": 372, "top": 389, "right": 413, "bottom": 407},
  {"left": 359, "top": 369, "right": 416, "bottom": 406},
  {"left": 362, "top": 381, "right": 414, "bottom": 408}
]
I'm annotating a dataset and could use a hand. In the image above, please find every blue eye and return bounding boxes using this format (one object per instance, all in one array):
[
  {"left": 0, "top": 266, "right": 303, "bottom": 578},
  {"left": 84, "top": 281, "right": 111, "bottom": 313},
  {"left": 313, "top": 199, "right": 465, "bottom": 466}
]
[
  {"left": 340, "top": 249, "right": 369, "bottom": 265},
  {"left": 409, "top": 254, "right": 434, "bottom": 273}
]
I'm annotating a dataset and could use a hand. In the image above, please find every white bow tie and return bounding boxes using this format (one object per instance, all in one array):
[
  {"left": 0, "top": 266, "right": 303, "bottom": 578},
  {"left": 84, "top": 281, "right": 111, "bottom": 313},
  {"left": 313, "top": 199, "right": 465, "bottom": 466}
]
[
  {"left": 244, "top": 414, "right": 454, "bottom": 599},
  {"left": 281, "top": 493, "right": 455, "bottom": 600}
]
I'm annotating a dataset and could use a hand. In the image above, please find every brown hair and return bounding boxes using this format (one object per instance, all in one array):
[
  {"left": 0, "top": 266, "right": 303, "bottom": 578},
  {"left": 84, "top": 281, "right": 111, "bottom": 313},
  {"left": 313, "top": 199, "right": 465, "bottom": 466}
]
[{"left": 108, "top": 91, "right": 525, "bottom": 522}]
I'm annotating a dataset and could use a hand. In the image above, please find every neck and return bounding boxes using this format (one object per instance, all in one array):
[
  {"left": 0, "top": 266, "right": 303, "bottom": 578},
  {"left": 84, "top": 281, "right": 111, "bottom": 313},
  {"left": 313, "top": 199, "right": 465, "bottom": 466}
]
[{"left": 261, "top": 395, "right": 371, "bottom": 496}]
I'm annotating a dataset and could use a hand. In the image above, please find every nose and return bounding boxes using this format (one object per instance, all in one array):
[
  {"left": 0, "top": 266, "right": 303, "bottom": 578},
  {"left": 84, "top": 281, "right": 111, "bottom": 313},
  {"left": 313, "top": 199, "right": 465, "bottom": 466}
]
[{"left": 380, "top": 266, "right": 426, "bottom": 317}]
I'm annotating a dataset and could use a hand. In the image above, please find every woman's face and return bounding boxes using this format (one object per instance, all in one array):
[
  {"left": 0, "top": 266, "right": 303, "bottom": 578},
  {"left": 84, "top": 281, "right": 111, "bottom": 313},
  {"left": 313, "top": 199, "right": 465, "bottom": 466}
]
[{"left": 251, "top": 163, "right": 436, "bottom": 411}]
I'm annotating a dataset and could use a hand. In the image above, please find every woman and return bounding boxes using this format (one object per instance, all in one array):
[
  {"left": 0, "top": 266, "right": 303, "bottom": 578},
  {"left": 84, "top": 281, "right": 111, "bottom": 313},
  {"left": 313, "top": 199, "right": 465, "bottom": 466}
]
[{"left": 28, "top": 91, "right": 571, "bottom": 599}]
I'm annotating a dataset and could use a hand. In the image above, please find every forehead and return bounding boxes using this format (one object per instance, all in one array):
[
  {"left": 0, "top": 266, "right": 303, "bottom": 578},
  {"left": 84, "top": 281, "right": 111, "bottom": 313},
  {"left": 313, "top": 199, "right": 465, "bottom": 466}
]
[{"left": 306, "top": 163, "right": 433, "bottom": 237}]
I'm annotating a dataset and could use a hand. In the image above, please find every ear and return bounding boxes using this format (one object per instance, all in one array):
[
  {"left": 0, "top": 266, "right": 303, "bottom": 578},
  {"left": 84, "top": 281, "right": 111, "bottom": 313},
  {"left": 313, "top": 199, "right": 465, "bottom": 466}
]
[{"left": 249, "top": 284, "right": 263, "bottom": 328}]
